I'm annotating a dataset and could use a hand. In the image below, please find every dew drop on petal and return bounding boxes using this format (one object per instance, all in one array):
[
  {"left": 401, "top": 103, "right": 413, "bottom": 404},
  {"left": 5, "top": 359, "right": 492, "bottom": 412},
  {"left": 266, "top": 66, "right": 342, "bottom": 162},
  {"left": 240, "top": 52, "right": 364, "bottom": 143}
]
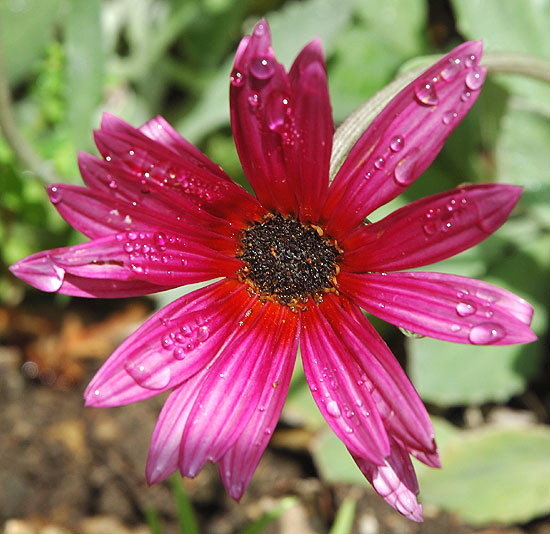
[
  {"left": 393, "top": 148, "right": 420, "bottom": 186},
  {"left": 374, "top": 156, "right": 385, "bottom": 170},
  {"left": 154, "top": 232, "right": 167, "bottom": 250},
  {"left": 456, "top": 300, "right": 477, "bottom": 317},
  {"left": 326, "top": 400, "right": 341, "bottom": 418},
  {"left": 248, "top": 91, "right": 260, "bottom": 109},
  {"left": 389, "top": 136, "right": 404, "bottom": 152},
  {"left": 173, "top": 347, "right": 186, "bottom": 360},
  {"left": 465, "top": 54, "right": 476, "bottom": 68},
  {"left": 250, "top": 56, "right": 275, "bottom": 80},
  {"left": 48, "top": 186, "right": 63, "bottom": 204},
  {"left": 461, "top": 90, "right": 472, "bottom": 102},
  {"left": 442, "top": 110, "right": 458, "bottom": 125},
  {"left": 465, "top": 68, "right": 484, "bottom": 90},
  {"left": 230, "top": 69, "right": 244, "bottom": 87},
  {"left": 253, "top": 22, "right": 266, "bottom": 36},
  {"left": 441, "top": 58, "right": 462, "bottom": 80},
  {"left": 469, "top": 322, "right": 506, "bottom": 345},
  {"left": 125, "top": 361, "right": 171, "bottom": 390},
  {"left": 108, "top": 180, "right": 118, "bottom": 189},
  {"left": 422, "top": 221, "right": 437, "bottom": 236},
  {"left": 414, "top": 81, "right": 438, "bottom": 106}
]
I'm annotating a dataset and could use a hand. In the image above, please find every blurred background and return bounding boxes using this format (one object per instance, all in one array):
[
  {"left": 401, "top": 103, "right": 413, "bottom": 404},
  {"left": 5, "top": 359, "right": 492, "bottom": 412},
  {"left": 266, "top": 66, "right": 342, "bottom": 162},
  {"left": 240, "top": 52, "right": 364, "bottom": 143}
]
[{"left": 0, "top": 0, "right": 549, "bottom": 533}]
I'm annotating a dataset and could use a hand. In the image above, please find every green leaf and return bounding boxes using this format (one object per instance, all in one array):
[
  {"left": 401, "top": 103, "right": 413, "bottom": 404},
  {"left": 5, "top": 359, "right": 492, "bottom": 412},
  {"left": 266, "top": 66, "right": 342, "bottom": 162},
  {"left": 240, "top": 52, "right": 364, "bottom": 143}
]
[
  {"left": 418, "top": 426, "right": 550, "bottom": 525},
  {"left": 0, "top": 0, "right": 64, "bottom": 85},
  {"left": 408, "top": 337, "right": 542, "bottom": 407},
  {"left": 65, "top": 0, "right": 105, "bottom": 154},
  {"left": 452, "top": 0, "right": 550, "bottom": 107}
]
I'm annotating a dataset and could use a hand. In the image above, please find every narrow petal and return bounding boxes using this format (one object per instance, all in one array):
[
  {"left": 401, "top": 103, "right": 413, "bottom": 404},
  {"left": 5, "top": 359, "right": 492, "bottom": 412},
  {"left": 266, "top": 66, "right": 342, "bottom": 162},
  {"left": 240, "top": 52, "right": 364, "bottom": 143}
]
[
  {"left": 324, "top": 41, "right": 486, "bottom": 239},
  {"left": 92, "top": 114, "right": 265, "bottom": 225},
  {"left": 352, "top": 437, "right": 423, "bottom": 522},
  {"left": 287, "top": 40, "right": 333, "bottom": 221},
  {"left": 304, "top": 294, "right": 437, "bottom": 457},
  {"left": 77, "top": 152, "right": 241, "bottom": 236},
  {"left": 85, "top": 279, "right": 254, "bottom": 408},
  {"left": 218, "top": 307, "right": 299, "bottom": 500},
  {"left": 230, "top": 19, "right": 298, "bottom": 214},
  {"left": 137, "top": 115, "right": 234, "bottom": 182},
  {"left": 339, "top": 271, "right": 536, "bottom": 345},
  {"left": 11, "top": 233, "right": 239, "bottom": 296},
  {"left": 178, "top": 301, "right": 299, "bottom": 477},
  {"left": 342, "top": 184, "right": 523, "bottom": 271},
  {"left": 301, "top": 299, "right": 391, "bottom": 464},
  {"left": 9, "top": 254, "right": 175, "bottom": 297},
  {"left": 47, "top": 183, "right": 237, "bottom": 255}
]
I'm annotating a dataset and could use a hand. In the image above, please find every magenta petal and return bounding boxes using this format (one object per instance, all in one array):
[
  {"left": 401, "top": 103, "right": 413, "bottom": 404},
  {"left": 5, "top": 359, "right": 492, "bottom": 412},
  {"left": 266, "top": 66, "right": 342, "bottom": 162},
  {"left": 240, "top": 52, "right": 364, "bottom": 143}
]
[
  {"left": 340, "top": 271, "right": 536, "bottom": 345},
  {"left": 137, "top": 115, "right": 233, "bottom": 182},
  {"left": 36, "top": 232, "right": 239, "bottom": 288},
  {"left": 305, "top": 294, "right": 437, "bottom": 456},
  {"left": 343, "top": 184, "right": 523, "bottom": 271},
  {"left": 178, "top": 302, "right": 300, "bottom": 478},
  {"left": 230, "top": 20, "right": 298, "bottom": 214},
  {"left": 324, "top": 41, "right": 486, "bottom": 239},
  {"left": 146, "top": 369, "right": 208, "bottom": 484},
  {"left": 92, "top": 115, "right": 265, "bottom": 225},
  {"left": 85, "top": 279, "right": 254, "bottom": 408},
  {"left": 353, "top": 437, "right": 423, "bottom": 522},
  {"left": 287, "top": 40, "right": 333, "bottom": 221},
  {"left": 218, "top": 307, "right": 299, "bottom": 500}
]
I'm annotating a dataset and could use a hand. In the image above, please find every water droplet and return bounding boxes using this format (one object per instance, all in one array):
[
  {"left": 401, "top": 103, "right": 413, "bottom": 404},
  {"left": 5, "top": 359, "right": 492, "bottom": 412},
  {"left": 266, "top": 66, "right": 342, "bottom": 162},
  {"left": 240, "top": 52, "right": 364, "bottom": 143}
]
[
  {"left": 442, "top": 110, "right": 458, "bottom": 125},
  {"left": 250, "top": 56, "right": 275, "bottom": 80},
  {"left": 173, "top": 347, "right": 186, "bottom": 360},
  {"left": 230, "top": 69, "right": 244, "bottom": 87},
  {"left": 253, "top": 22, "right": 266, "bottom": 36},
  {"left": 248, "top": 91, "right": 260, "bottom": 109},
  {"left": 125, "top": 361, "right": 171, "bottom": 390},
  {"left": 422, "top": 221, "right": 437, "bottom": 236},
  {"left": 127, "top": 231, "right": 138, "bottom": 240},
  {"left": 128, "top": 150, "right": 135, "bottom": 157},
  {"left": 461, "top": 90, "right": 471, "bottom": 102},
  {"left": 326, "top": 400, "right": 341, "bottom": 418},
  {"left": 48, "top": 185, "right": 63, "bottom": 204},
  {"left": 123, "top": 242, "right": 134, "bottom": 253},
  {"left": 464, "top": 54, "right": 476, "bottom": 68},
  {"left": 389, "top": 136, "right": 404, "bottom": 152},
  {"left": 465, "top": 67, "right": 484, "bottom": 90},
  {"left": 105, "top": 155, "right": 112, "bottom": 162},
  {"left": 456, "top": 300, "right": 477, "bottom": 317},
  {"left": 451, "top": 324, "right": 462, "bottom": 332},
  {"left": 161, "top": 335, "right": 174, "bottom": 349},
  {"left": 441, "top": 57, "right": 462, "bottom": 80},
  {"left": 414, "top": 81, "right": 438, "bottom": 106},
  {"left": 154, "top": 232, "right": 167, "bottom": 250},
  {"left": 469, "top": 322, "right": 506, "bottom": 345},
  {"left": 374, "top": 156, "right": 385, "bottom": 170},
  {"left": 393, "top": 148, "right": 420, "bottom": 185},
  {"left": 267, "top": 92, "right": 290, "bottom": 133},
  {"left": 476, "top": 288, "right": 500, "bottom": 303},
  {"left": 344, "top": 426, "right": 354, "bottom": 434}
]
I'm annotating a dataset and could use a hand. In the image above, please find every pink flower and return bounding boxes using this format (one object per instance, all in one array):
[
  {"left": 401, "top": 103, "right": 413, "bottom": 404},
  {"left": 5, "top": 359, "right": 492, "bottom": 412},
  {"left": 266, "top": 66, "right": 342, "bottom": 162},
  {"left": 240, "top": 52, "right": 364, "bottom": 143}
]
[{"left": 10, "top": 20, "right": 535, "bottom": 521}]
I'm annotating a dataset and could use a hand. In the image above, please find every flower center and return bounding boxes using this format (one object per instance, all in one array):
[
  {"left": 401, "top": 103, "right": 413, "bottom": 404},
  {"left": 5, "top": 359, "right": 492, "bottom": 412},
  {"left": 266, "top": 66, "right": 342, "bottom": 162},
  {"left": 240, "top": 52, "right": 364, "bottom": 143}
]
[{"left": 237, "top": 213, "right": 341, "bottom": 309}]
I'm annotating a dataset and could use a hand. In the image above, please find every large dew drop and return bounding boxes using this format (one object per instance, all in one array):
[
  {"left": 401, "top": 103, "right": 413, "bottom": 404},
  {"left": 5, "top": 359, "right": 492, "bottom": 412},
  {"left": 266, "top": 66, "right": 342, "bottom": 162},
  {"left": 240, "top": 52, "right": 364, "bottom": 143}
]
[
  {"left": 125, "top": 361, "right": 171, "bottom": 390},
  {"left": 414, "top": 81, "right": 438, "bottom": 106},
  {"left": 468, "top": 322, "right": 506, "bottom": 345}
]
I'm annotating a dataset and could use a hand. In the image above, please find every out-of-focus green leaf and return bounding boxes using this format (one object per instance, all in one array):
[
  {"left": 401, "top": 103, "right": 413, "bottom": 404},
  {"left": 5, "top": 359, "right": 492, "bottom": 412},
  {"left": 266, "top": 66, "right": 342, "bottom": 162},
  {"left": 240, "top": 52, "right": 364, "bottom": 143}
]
[
  {"left": 418, "top": 426, "right": 550, "bottom": 525},
  {"left": 329, "top": 0, "right": 427, "bottom": 121},
  {"left": 0, "top": 0, "right": 64, "bottom": 84},
  {"left": 329, "top": 495, "right": 357, "bottom": 534},
  {"left": 65, "top": 0, "right": 104, "bottom": 154},
  {"left": 495, "top": 106, "right": 550, "bottom": 222},
  {"left": 408, "top": 337, "right": 542, "bottom": 407},
  {"left": 452, "top": 0, "right": 550, "bottom": 109}
]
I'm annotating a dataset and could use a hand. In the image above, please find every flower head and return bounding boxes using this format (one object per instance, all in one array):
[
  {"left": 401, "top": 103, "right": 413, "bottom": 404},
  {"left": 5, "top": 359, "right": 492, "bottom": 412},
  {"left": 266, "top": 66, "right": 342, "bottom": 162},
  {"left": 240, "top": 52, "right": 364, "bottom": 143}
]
[{"left": 10, "top": 20, "right": 535, "bottom": 521}]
